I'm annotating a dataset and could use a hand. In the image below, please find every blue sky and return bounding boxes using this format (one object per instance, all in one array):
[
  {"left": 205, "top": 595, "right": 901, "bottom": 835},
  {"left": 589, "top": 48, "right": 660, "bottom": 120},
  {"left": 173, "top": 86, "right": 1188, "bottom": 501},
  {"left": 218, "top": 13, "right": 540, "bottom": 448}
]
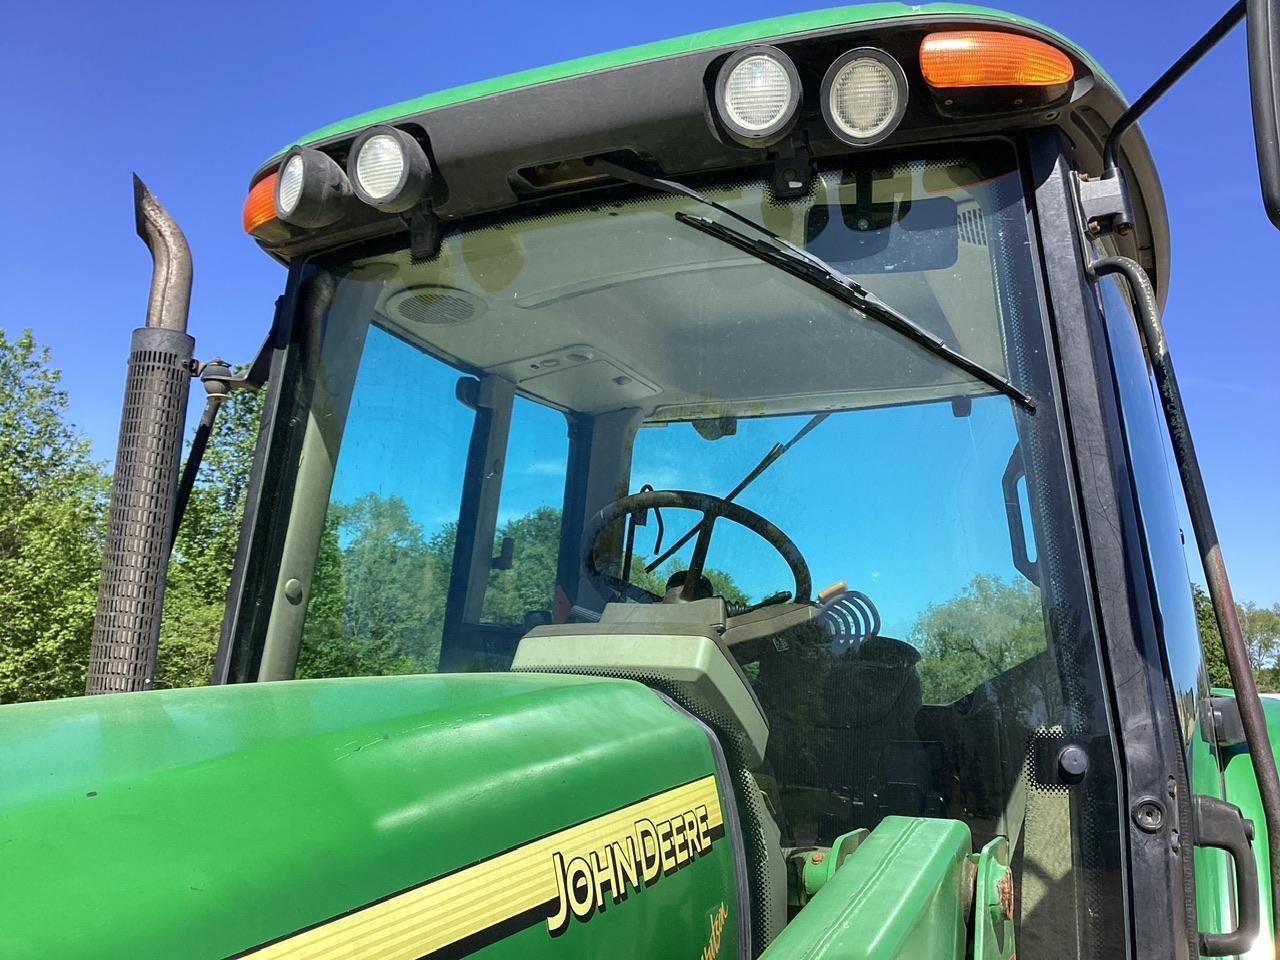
[{"left": 1, "top": 0, "right": 1275, "bottom": 607}]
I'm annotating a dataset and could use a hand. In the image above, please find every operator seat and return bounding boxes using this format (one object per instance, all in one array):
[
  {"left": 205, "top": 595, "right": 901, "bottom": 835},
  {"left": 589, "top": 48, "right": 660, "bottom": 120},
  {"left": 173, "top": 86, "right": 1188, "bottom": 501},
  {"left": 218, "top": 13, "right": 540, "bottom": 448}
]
[{"left": 755, "top": 634, "right": 929, "bottom": 845}]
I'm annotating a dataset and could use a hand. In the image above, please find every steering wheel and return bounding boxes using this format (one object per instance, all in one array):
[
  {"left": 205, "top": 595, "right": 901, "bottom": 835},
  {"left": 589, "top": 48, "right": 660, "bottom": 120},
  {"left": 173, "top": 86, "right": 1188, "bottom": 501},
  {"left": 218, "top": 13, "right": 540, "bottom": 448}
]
[{"left": 582, "top": 489, "right": 812, "bottom": 604}]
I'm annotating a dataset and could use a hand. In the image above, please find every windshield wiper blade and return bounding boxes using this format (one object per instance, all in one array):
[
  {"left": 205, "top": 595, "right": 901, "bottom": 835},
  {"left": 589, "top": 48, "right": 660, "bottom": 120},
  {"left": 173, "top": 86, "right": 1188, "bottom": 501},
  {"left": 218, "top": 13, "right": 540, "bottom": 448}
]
[
  {"left": 675, "top": 213, "right": 1036, "bottom": 411},
  {"left": 590, "top": 158, "right": 1035, "bottom": 412}
]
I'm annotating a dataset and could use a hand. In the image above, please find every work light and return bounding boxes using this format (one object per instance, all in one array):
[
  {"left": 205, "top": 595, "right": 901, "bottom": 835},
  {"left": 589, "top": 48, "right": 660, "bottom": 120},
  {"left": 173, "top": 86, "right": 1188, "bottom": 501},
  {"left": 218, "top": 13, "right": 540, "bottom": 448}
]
[
  {"left": 273, "top": 146, "right": 351, "bottom": 228},
  {"left": 714, "top": 45, "right": 801, "bottom": 146},
  {"left": 821, "top": 49, "right": 908, "bottom": 146},
  {"left": 348, "top": 125, "right": 433, "bottom": 213}
]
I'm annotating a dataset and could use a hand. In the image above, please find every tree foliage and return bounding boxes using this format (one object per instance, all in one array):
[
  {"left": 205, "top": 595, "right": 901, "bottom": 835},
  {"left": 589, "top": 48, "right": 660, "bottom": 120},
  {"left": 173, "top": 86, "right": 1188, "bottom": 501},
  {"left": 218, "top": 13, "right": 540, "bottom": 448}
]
[
  {"left": 1190, "top": 584, "right": 1280, "bottom": 692},
  {"left": 1240, "top": 600, "right": 1280, "bottom": 693},
  {"left": 0, "top": 330, "right": 107, "bottom": 703},
  {"left": 295, "top": 501, "right": 753, "bottom": 678},
  {"left": 298, "top": 494, "right": 440, "bottom": 678},
  {"left": 911, "top": 574, "right": 1048, "bottom": 705},
  {"left": 153, "top": 386, "right": 264, "bottom": 688},
  {"left": 1194, "top": 584, "right": 1233, "bottom": 689},
  {"left": 2, "top": 330, "right": 1277, "bottom": 708}
]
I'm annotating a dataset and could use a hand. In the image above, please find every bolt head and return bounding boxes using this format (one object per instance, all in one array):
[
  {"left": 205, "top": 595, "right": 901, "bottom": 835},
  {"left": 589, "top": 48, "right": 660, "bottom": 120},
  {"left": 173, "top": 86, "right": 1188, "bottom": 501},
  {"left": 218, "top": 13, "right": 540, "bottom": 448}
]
[{"left": 1057, "top": 744, "right": 1089, "bottom": 782}]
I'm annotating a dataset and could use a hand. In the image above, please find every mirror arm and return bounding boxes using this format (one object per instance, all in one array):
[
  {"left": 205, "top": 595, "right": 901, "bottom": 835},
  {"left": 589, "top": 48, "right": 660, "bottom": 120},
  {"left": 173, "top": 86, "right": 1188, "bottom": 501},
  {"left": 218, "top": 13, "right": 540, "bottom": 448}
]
[
  {"left": 1102, "top": 1, "right": 1246, "bottom": 175},
  {"left": 1248, "top": 0, "right": 1280, "bottom": 227}
]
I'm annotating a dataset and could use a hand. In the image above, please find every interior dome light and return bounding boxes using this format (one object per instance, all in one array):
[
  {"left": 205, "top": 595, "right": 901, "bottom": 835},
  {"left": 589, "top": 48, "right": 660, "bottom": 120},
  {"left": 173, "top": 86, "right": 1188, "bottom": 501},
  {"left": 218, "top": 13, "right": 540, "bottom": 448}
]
[
  {"left": 821, "top": 48, "right": 908, "bottom": 146},
  {"left": 348, "top": 125, "right": 433, "bottom": 213},
  {"left": 714, "top": 45, "right": 801, "bottom": 146},
  {"left": 273, "top": 146, "right": 351, "bottom": 228}
]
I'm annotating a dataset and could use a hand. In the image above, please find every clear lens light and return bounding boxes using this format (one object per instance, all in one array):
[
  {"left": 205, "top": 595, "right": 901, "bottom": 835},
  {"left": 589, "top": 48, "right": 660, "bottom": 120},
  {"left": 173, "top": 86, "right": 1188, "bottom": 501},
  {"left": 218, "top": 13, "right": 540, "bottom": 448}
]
[
  {"left": 724, "top": 54, "right": 792, "bottom": 131},
  {"left": 355, "top": 134, "right": 406, "bottom": 201},
  {"left": 277, "top": 154, "right": 304, "bottom": 214},
  {"left": 830, "top": 58, "right": 899, "bottom": 138}
]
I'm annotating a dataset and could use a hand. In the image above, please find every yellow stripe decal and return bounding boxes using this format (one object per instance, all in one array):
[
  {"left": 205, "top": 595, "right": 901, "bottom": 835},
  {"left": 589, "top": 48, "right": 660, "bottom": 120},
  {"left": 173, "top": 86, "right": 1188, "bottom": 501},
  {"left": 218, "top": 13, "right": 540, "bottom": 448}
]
[{"left": 237, "top": 775, "right": 724, "bottom": 960}]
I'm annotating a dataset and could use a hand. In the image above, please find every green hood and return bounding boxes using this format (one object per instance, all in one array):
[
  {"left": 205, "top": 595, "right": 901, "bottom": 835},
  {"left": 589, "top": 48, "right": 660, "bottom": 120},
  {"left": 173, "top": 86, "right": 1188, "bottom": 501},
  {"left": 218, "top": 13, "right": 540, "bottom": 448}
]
[{"left": 0, "top": 675, "right": 741, "bottom": 959}]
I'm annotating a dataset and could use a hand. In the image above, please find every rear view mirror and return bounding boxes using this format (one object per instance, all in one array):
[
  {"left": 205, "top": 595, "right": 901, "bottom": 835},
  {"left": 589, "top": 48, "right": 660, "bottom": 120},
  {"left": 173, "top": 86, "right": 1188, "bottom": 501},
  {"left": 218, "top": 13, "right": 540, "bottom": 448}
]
[{"left": 1249, "top": 0, "right": 1280, "bottom": 228}]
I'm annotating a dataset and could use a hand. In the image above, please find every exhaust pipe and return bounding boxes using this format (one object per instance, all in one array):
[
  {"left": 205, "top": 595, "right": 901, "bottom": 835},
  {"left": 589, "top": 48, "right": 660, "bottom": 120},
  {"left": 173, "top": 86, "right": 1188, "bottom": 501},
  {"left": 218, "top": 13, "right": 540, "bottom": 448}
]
[{"left": 85, "top": 177, "right": 195, "bottom": 694}]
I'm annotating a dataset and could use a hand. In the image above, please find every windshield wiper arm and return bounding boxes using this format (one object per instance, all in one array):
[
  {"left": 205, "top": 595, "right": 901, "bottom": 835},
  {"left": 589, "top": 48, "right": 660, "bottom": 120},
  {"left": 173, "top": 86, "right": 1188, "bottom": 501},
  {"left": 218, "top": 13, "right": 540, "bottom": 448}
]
[
  {"left": 642, "top": 411, "right": 830, "bottom": 574},
  {"left": 590, "top": 158, "right": 1035, "bottom": 412}
]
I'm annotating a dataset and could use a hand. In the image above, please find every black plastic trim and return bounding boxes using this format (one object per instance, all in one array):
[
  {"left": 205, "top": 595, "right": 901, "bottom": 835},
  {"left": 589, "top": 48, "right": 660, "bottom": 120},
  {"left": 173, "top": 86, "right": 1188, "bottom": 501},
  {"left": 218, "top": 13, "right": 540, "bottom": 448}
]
[
  {"left": 1028, "top": 129, "right": 1193, "bottom": 960},
  {"left": 213, "top": 271, "right": 310, "bottom": 683}
]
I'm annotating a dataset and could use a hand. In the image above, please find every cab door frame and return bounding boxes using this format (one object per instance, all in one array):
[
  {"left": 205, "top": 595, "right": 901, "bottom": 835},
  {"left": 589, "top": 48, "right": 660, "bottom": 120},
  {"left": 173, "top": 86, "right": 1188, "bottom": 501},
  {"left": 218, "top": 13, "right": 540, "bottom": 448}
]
[{"left": 1026, "top": 129, "right": 1196, "bottom": 960}]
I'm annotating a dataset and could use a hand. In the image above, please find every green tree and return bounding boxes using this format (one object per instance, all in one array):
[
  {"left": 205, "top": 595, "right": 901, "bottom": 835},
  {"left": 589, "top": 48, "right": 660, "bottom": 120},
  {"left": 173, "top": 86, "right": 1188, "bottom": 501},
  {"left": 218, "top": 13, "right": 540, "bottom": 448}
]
[
  {"left": 911, "top": 574, "right": 1049, "bottom": 706},
  {"left": 1240, "top": 600, "right": 1280, "bottom": 692},
  {"left": 628, "top": 557, "right": 750, "bottom": 606},
  {"left": 0, "top": 330, "right": 107, "bottom": 702},
  {"left": 1194, "top": 583, "right": 1233, "bottom": 689},
  {"left": 483, "top": 507, "right": 563, "bottom": 624},
  {"left": 1190, "top": 584, "right": 1280, "bottom": 691},
  {"left": 154, "top": 387, "right": 264, "bottom": 688},
  {"left": 294, "top": 506, "right": 349, "bottom": 676},
  {"left": 298, "top": 493, "right": 443, "bottom": 678}
]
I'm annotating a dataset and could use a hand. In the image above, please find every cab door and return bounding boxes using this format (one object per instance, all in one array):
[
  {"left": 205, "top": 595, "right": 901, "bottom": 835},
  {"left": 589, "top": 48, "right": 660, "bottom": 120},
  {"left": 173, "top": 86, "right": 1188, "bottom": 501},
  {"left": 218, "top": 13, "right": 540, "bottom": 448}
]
[{"left": 1092, "top": 271, "right": 1236, "bottom": 952}]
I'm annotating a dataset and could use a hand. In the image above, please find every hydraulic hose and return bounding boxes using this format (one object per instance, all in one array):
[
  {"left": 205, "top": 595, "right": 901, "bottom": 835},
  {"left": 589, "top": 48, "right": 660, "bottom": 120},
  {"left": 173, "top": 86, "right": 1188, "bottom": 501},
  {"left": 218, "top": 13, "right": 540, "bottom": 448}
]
[{"left": 1089, "top": 255, "right": 1280, "bottom": 952}]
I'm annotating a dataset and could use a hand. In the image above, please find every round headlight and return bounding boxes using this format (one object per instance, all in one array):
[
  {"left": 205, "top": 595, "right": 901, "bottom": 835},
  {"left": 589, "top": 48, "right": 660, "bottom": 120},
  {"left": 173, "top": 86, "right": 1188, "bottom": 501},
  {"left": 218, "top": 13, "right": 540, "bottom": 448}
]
[
  {"left": 821, "top": 49, "right": 908, "bottom": 146},
  {"left": 348, "top": 125, "right": 433, "bottom": 213},
  {"left": 273, "top": 146, "right": 351, "bottom": 228},
  {"left": 714, "top": 45, "right": 801, "bottom": 146},
  {"left": 276, "top": 155, "right": 305, "bottom": 216}
]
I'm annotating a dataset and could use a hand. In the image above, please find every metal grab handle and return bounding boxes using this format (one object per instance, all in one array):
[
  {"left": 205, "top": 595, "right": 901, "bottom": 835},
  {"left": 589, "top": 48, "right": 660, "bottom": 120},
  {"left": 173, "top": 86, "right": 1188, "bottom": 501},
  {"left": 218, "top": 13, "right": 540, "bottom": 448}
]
[
  {"left": 1001, "top": 446, "right": 1039, "bottom": 585},
  {"left": 1194, "top": 795, "right": 1261, "bottom": 956}
]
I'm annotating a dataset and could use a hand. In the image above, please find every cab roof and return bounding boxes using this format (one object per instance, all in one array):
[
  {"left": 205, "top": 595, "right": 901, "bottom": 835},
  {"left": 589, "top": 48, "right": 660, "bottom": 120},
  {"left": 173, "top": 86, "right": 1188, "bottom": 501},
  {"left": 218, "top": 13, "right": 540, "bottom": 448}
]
[
  {"left": 275, "top": 3, "right": 1115, "bottom": 155},
  {"left": 254, "top": 3, "right": 1168, "bottom": 305}
]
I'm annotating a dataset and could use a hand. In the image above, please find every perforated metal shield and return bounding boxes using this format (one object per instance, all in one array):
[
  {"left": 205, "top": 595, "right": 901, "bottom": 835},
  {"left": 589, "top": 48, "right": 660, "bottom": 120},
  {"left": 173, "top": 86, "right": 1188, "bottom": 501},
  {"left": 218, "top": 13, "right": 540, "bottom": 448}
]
[{"left": 85, "top": 327, "right": 192, "bottom": 694}]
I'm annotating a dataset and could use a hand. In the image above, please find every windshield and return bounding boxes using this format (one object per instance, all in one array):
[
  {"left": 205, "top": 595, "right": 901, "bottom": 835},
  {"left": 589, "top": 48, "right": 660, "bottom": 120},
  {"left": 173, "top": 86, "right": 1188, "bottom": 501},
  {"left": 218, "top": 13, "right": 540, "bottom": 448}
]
[{"left": 245, "top": 140, "right": 1123, "bottom": 958}]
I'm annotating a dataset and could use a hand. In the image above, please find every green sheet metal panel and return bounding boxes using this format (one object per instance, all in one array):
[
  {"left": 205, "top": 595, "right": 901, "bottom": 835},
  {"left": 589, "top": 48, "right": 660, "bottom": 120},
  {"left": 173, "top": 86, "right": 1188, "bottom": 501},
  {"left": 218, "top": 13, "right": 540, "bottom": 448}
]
[
  {"left": 759, "top": 816, "right": 971, "bottom": 959},
  {"left": 1189, "top": 701, "right": 1234, "bottom": 953},
  {"left": 1216, "top": 689, "right": 1280, "bottom": 959},
  {"left": 0, "top": 674, "right": 743, "bottom": 960},
  {"left": 271, "top": 3, "right": 1114, "bottom": 159}
]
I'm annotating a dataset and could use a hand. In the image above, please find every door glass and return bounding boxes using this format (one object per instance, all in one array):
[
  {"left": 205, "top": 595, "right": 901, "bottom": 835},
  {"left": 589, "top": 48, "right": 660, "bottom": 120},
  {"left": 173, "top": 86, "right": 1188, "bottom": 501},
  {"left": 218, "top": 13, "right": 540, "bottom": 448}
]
[
  {"left": 1096, "top": 273, "right": 1230, "bottom": 936},
  {"left": 1096, "top": 276, "right": 1210, "bottom": 743},
  {"left": 480, "top": 396, "right": 569, "bottom": 626},
  {"left": 297, "top": 325, "right": 474, "bottom": 678}
]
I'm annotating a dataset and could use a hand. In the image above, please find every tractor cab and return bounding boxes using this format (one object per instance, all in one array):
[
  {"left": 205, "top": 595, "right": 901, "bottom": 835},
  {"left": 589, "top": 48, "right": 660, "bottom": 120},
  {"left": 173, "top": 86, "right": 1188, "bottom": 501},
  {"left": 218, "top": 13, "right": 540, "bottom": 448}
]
[
  {"left": 226, "top": 101, "right": 1114, "bottom": 956},
  {"left": 26, "top": 4, "right": 1280, "bottom": 960}
]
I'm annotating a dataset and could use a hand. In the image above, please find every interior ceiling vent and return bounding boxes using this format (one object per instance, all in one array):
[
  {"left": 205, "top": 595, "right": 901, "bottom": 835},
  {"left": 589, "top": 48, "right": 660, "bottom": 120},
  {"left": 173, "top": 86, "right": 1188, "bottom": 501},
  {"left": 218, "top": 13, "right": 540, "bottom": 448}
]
[
  {"left": 957, "top": 206, "right": 988, "bottom": 246},
  {"left": 387, "top": 284, "right": 486, "bottom": 326}
]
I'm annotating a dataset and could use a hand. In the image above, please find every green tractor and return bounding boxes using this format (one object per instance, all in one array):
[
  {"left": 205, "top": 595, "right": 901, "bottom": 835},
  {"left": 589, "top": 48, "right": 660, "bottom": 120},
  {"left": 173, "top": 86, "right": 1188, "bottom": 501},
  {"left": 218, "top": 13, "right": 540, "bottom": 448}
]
[{"left": 7, "top": 3, "right": 1280, "bottom": 959}]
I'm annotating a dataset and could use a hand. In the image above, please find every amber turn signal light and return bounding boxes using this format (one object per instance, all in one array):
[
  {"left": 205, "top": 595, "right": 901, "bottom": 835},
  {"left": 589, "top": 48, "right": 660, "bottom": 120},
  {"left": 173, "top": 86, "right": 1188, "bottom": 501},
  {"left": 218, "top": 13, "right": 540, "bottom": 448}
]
[
  {"left": 242, "top": 172, "right": 278, "bottom": 234},
  {"left": 919, "top": 31, "right": 1074, "bottom": 88}
]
